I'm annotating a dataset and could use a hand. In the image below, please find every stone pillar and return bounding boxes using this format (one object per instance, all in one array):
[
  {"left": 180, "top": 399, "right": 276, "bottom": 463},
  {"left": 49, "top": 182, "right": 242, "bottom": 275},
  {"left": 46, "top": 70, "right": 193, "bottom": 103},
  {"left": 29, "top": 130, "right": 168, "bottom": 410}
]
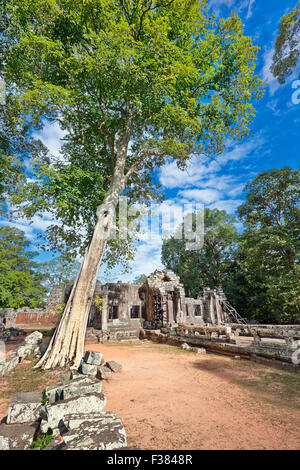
[
  {"left": 215, "top": 297, "right": 222, "bottom": 325},
  {"left": 167, "top": 300, "right": 174, "bottom": 323},
  {"left": 101, "top": 295, "right": 108, "bottom": 331},
  {"left": 210, "top": 296, "right": 216, "bottom": 325}
]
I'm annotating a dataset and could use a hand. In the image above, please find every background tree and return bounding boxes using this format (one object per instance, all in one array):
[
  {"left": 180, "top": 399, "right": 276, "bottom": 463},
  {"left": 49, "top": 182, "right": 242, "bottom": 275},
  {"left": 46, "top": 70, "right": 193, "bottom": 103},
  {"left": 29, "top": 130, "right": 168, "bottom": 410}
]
[
  {"left": 0, "top": 226, "right": 46, "bottom": 309},
  {"left": 162, "top": 208, "right": 239, "bottom": 297},
  {"left": 271, "top": 2, "right": 300, "bottom": 83},
  {"left": 237, "top": 167, "right": 300, "bottom": 323},
  {"left": 0, "top": 2, "right": 46, "bottom": 212},
  {"left": 38, "top": 253, "right": 81, "bottom": 295},
  {"left": 133, "top": 274, "right": 148, "bottom": 284},
  {"left": 6, "top": 0, "right": 263, "bottom": 368}
]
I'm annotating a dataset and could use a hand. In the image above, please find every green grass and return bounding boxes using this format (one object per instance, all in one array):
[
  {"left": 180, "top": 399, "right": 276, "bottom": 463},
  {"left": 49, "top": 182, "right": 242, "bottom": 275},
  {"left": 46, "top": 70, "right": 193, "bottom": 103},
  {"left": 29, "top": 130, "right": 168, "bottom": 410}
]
[{"left": 0, "top": 356, "right": 65, "bottom": 399}]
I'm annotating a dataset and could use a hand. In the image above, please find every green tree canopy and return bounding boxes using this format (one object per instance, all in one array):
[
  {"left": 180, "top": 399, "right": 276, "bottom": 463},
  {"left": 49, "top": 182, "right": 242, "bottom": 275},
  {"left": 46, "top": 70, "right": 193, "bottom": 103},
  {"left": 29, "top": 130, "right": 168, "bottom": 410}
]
[
  {"left": 0, "top": 4, "right": 47, "bottom": 212},
  {"left": 6, "top": 0, "right": 263, "bottom": 257},
  {"left": 0, "top": 225, "right": 47, "bottom": 309},
  {"left": 271, "top": 2, "right": 300, "bottom": 84},
  {"left": 162, "top": 208, "right": 238, "bottom": 297},
  {"left": 237, "top": 167, "right": 300, "bottom": 323}
]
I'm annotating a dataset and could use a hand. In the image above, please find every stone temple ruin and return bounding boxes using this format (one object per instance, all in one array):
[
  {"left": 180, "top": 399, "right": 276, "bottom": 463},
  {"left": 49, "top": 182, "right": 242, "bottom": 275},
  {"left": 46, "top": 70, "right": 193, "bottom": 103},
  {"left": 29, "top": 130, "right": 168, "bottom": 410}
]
[
  {"left": 84, "top": 269, "right": 245, "bottom": 341},
  {"left": 0, "top": 269, "right": 243, "bottom": 337},
  {"left": 1, "top": 268, "right": 300, "bottom": 371}
]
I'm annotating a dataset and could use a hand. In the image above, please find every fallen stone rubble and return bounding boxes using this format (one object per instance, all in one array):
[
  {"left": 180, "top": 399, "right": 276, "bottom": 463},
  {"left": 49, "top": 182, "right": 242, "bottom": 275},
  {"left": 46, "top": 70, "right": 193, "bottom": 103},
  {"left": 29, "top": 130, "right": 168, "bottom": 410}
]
[
  {"left": 0, "top": 325, "right": 26, "bottom": 342},
  {"left": 0, "top": 349, "right": 126, "bottom": 450},
  {"left": 180, "top": 343, "right": 206, "bottom": 354},
  {"left": 0, "top": 331, "right": 43, "bottom": 376}
]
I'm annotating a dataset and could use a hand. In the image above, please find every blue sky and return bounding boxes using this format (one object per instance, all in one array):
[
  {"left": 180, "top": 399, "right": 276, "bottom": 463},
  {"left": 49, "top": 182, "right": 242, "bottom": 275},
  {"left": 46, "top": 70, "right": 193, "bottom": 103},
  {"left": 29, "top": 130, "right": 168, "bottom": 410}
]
[{"left": 2, "top": 0, "right": 299, "bottom": 282}]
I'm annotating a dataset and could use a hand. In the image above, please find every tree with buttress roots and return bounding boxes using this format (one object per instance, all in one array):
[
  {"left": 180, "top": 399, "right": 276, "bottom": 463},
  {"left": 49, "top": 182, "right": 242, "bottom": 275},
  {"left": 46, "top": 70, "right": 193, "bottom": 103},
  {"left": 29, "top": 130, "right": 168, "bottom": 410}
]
[{"left": 4, "top": 0, "right": 263, "bottom": 369}]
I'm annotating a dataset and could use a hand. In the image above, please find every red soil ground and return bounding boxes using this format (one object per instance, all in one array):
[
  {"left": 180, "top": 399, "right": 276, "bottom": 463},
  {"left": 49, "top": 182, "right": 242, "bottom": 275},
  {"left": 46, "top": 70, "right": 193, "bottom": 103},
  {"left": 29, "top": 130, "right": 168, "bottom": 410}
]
[
  {"left": 1, "top": 338, "right": 299, "bottom": 450},
  {"left": 85, "top": 340, "right": 300, "bottom": 450}
]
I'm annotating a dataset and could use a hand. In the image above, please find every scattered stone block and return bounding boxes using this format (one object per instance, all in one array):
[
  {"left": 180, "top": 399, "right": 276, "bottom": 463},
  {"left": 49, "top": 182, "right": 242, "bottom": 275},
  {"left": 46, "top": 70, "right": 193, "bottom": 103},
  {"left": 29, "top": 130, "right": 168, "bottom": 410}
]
[
  {"left": 105, "top": 361, "right": 122, "bottom": 373},
  {"left": 45, "top": 376, "right": 102, "bottom": 404},
  {"left": 192, "top": 347, "right": 206, "bottom": 354},
  {"left": 24, "top": 331, "right": 43, "bottom": 346},
  {"left": 181, "top": 343, "right": 190, "bottom": 350},
  {"left": 0, "top": 355, "right": 19, "bottom": 376},
  {"left": 7, "top": 392, "right": 43, "bottom": 424},
  {"left": 160, "top": 328, "right": 169, "bottom": 334},
  {"left": 0, "top": 422, "right": 37, "bottom": 450},
  {"left": 69, "top": 370, "right": 82, "bottom": 380},
  {"left": 44, "top": 384, "right": 63, "bottom": 404},
  {"left": 63, "top": 411, "right": 117, "bottom": 431},
  {"left": 84, "top": 350, "right": 103, "bottom": 366},
  {"left": 80, "top": 362, "right": 98, "bottom": 376},
  {"left": 17, "top": 344, "right": 38, "bottom": 361},
  {"left": 62, "top": 416, "right": 127, "bottom": 450},
  {"left": 62, "top": 377, "right": 102, "bottom": 401},
  {"left": 40, "top": 393, "right": 107, "bottom": 434},
  {"left": 96, "top": 366, "right": 112, "bottom": 380}
]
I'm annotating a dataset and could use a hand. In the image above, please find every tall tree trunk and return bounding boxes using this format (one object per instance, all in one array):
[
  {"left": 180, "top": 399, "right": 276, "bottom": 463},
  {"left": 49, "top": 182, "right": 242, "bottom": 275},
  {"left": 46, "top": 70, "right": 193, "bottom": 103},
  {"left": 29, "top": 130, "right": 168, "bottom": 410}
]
[
  {"left": 36, "top": 142, "right": 130, "bottom": 369},
  {"left": 35, "top": 196, "right": 115, "bottom": 369}
]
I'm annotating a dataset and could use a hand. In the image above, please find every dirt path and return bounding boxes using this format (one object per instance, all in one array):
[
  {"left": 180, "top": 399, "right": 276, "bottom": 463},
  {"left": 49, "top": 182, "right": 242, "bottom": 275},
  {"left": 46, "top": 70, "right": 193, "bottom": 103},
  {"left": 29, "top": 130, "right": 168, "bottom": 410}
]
[{"left": 85, "top": 340, "right": 300, "bottom": 450}]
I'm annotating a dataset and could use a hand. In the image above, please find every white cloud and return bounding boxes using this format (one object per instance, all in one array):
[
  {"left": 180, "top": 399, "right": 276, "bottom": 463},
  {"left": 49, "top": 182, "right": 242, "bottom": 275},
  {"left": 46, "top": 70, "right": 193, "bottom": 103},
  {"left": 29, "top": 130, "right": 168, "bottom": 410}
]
[
  {"left": 266, "top": 99, "right": 281, "bottom": 116},
  {"left": 0, "top": 211, "right": 59, "bottom": 241},
  {"left": 159, "top": 135, "right": 265, "bottom": 191},
  {"left": 208, "top": 199, "right": 244, "bottom": 213},
  {"left": 208, "top": 0, "right": 254, "bottom": 18},
  {"left": 227, "top": 183, "right": 245, "bottom": 197},
  {"left": 246, "top": 0, "right": 255, "bottom": 19},
  {"left": 159, "top": 158, "right": 207, "bottom": 189},
  {"left": 158, "top": 135, "right": 266, "bottom": 221},
  {"left": 178, "top": 188, "right": 221, "bottom": 204},
  {"left": 33, "top": 120, "right": 66, "bottom": 161},
  {"left": 262, "top": 48, "right": 280, "bottom": 96},
  {"left": 102, "top": 238, "right": 164, "bottom": 283}
]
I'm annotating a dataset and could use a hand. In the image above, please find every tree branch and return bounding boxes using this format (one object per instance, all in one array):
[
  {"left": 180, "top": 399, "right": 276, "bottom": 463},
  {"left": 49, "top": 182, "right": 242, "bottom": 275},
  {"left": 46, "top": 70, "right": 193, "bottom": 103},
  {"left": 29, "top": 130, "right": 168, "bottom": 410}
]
[{"left": 125, "top": 151, "right": 167, "bottom": 181}]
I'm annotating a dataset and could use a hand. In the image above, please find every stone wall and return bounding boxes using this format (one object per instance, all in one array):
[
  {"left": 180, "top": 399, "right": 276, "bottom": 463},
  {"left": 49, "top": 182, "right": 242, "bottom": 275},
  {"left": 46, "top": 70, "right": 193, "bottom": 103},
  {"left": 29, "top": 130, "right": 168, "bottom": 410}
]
[
  {"left": 0, "top": 286, "right": 64, "bottom": 328},
  {"left": 144, "top": 323, "right": 300, "bottom": 372}
]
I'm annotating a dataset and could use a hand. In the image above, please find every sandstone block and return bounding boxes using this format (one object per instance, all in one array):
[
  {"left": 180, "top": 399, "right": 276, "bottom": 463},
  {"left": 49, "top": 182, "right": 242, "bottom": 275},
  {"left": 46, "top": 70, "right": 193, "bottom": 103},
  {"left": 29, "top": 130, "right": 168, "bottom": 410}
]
[
  {"left": 105, "top": 361, "right": 122, "bottom": 373},
  {"left": 40, "top": 393, "right": 107, "bottom": 434},
  {"left": 62, "top": 417, "right": 127, "bottom": 450},
  {"left": 80, "top": 362, "right": 98, "bottom": 376},
  {"left": 25, "top": 331, "right": 43, "bottom": 346},
  {"left": 84, "top": 350, "right": 103, "bottom": 366},
  {"left": 96, "top": 366, "right": 112, "bottom": 380},
  {"left": 7, "top": 392, "right": 43, "bottom": 424},
  {"left": 0, "top": 422, "right": 37, "bottom": 450}
]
